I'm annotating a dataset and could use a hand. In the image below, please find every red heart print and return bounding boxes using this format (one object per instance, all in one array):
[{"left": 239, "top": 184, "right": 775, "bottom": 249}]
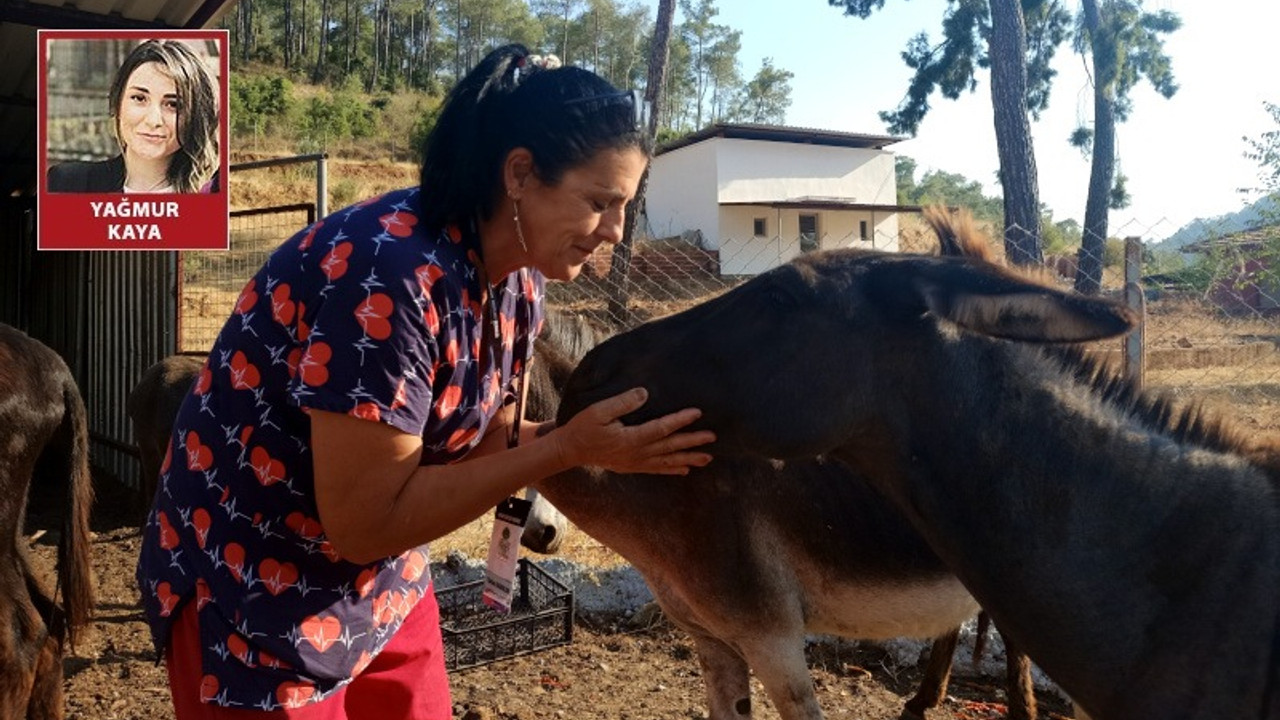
[
  {"left": 199, "top": 675, "right": 220, "bottom": 703},
  {"left": 286, "top": 348, "right": 302, "bottom": 378},
  {"left": 436, "top": 384, "right": 462, "bottom": 419},
  {"left": 391, "top": 379, "right": 408, "bottom": 410},
  {"left": 443, "top": 338, "right": 459, "bottom": 367},
  {"left": 191, "top": 508, "right": 212, "bottom": 549},
  {"left": 321, "top": 242, "right": 353, "bottom": 281},
  {"left": 224, "top": 542, "right": 246, "bottom": 582},
  {"left": 239, "top": 425, "right": 254, "bottom": 446},
  {"left": 234, "top": 279, "right": 258, "bottom": 315},
  {"left": 259, "top": 558, "right": 299, "bottom": 596},
  {"left": 184, "top": 431, "right": 212, "bottom": 471},
  {"left": 355, "top": 293, "right": 394, "bottom": 340},
  {"left": 196, "top": 578, "right": 212, "bottom": 611},
  {"left": 276, "top": 680, "right": 315, "bottom": 709},
  {"left": 400, "top": 550, "right": 427, "bottom": 582},
  {"left": 157, "top": 511, "right": 179, "bottom": 550},
  {"left": 356, "top": 568, "right": 377, "bottom": 599},
  {"left": 447, "top": 425, "right": 479, "bottom": 453},
  {"left": 351, "top": 403, "right": 380, "bottom": 422},
  {"left": 415, "top": 263, "right": 444, "bottom": 293},
  {"left": 300, "top": 615, "right": 342, "bottom": 653},
  {"left": 229, "top": 351, "right": 261, "bottom": 390},
  {"left": 299, "top": 342, "right": 332, "bottom": 387},
  {"left": 250, "top": 446, "right": 286, "bottom": 486},
  {"left": 160, "top": 443, "right": 173, "bottom": 474},
  {"left": 272, "top": 283, "right": 296, "bottom": 326},
  {"left": 378, "top": 211, "right": 418, "bottom": 238},
  {"left": 227, "top": 633, "right": 253, "bottom": 667},
  {"left": 285, "top": 511, "right": 323, "bottom": 540},
  {"left": 156, "top": 581, "right": 179, "bottom": 617},
  {"left": 299, "top": 220, "right": 324, "bottom": 251}
]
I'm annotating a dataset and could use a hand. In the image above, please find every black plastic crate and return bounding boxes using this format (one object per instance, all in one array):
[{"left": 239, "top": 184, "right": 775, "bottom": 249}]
[{"left": 435, "top": 558, "right": 575, "bottom": 671}]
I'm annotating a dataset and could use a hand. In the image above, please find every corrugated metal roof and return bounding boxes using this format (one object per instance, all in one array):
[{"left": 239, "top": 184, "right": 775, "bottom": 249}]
[{"left": 0, "top": 0, "right": 237, "bottom": 195}]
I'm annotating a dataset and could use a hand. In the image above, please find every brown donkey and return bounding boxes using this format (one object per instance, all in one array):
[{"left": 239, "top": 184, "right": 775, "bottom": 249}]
[
  {"left": 556, "top": 244, "right": 1280, "bottom": 720},
  {"left": 0, "top": 323, "right": 95, "bottom": 720},
  {"left": 530, "top": 312, "right": 1037, "bottom": 720}
]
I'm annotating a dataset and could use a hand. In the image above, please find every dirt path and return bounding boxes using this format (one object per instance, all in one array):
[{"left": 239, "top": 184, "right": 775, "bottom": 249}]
[{"left": 25, "top": 475, "right": 1073, "bottom": 720}]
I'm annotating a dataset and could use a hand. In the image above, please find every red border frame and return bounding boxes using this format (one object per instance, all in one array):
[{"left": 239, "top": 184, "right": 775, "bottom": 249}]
[{"left": 37, "top": 29, "right": 231, "bottom": 251}]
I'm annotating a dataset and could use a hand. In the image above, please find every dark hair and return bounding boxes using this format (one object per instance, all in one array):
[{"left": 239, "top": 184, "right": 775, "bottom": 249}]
[
  {"left": 418, "top": 44, "right": 652, "bottom": 231},
  {"left": 109, "top": 39, "right": 220, "bottom": 193}
]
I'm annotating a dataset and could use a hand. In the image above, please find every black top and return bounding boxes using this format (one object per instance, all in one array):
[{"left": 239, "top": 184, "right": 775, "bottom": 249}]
[{"left": 47, "top": 155, "right": 126, "bottom": 193}]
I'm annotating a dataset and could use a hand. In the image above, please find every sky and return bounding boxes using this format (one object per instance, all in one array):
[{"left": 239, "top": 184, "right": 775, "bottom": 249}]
[{"left": 645, "top": 0, "right": 1279, "bottom": 240}]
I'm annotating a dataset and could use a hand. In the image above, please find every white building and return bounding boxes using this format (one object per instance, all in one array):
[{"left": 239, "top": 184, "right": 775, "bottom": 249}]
[{"left": 644, "top": 123, "right": 918, "bottom": 275}]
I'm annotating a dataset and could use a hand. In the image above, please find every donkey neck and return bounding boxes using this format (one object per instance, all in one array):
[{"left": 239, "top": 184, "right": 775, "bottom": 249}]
[{"left": 839, "top": 333, "right": 1280, "bottom": 719}]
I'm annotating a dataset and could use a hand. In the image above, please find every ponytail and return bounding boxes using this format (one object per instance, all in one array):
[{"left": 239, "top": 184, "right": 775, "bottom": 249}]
[{"left": 417, "top": 44, "right": 649, "bottom": 233}]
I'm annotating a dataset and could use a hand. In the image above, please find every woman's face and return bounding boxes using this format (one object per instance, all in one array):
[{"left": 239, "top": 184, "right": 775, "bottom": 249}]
[
  {"left": 518, "top": 146, "right": 648, "bottom": 282},
  {"left": 117, "top": 61, "right": 181, "bottom": 164}
]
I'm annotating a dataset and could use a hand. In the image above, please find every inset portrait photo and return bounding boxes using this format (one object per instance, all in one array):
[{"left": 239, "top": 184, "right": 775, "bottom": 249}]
[{"left": 38, "top": 30, "right": 230, "bottom": 250}]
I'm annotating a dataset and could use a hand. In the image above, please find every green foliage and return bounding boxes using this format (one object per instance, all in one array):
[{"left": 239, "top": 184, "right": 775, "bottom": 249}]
[
  {"left": 861, "top": 0, "right": 1069, "bottom": 136},
  {"left": 895, "top": 154, "right": 1003, "bottom": 222},
  {"left": 295, "top": 90, "right": 377, "bottom": 152},
  {"left": 1109, "top": 171, "right": 1130, "bottom": 210},
  {"left": 732, "top": 58, "right": 794, "bottom": 124},
  {"left": 1243, "top": 101, "right": 1280, "bottom": 198},
  {"left": 1040, "top": 214, "right": 1082, "bottom": 255},
  {"left": 231, "top": 73, "right": 294, "bottom": 138},
  {"left": 1074, "top": 1, "right": 1180, "bottom": 121}
]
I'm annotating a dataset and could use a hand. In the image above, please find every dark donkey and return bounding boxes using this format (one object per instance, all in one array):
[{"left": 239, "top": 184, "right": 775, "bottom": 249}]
[
  {"left": 0, "top": 323, "right": 95, "bottom": 720},
  {"left": 556, "top": 233, "right": 1280, "bottom": 719},
  {"left": 529, "top": 312, "right": 1037, "bottom": 720}
]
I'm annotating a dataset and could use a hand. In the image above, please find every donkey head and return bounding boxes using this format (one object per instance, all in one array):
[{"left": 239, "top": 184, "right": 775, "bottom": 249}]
[{"left": 557, "top": 248, "right": 1137, "bottom": 459}]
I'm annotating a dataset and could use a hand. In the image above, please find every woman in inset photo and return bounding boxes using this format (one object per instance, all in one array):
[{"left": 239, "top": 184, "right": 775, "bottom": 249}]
[{"left": 48, "top": 39, "right": 220, "bottom": 194}]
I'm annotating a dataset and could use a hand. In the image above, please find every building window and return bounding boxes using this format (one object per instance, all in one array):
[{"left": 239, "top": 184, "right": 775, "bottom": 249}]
[
  {"left": 799, "top": 214, "right": 819, "bottom": 253},
  {"left": 753, "top": 218, "right": 767, "bottom": 237},
  {"left": 860, "top": 220, "right": 869, "bottom": 242}
]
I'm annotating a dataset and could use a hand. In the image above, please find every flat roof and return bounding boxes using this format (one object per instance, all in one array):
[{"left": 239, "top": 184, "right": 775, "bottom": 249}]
[{"left": 656, "top": 122, "right": 906, "bottom": 156}]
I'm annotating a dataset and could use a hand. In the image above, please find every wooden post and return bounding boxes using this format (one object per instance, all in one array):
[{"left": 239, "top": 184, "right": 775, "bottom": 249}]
[{"left": 1123, "top": 236, "right": 1145, "bottom": 389}]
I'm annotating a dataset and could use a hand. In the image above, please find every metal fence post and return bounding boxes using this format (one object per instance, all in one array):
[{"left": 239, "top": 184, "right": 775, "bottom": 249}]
[
  {"left": 1123, "top": 236, "right": 1146, "bottom": 390},
  {"left": 316, "top": 153, "right": 328, "bottom": 219}
]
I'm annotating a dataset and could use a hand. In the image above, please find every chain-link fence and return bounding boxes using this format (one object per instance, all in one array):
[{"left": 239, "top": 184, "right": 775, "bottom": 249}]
[{"left": 573, "top": 214, "right": 1280, "bottom": 444}]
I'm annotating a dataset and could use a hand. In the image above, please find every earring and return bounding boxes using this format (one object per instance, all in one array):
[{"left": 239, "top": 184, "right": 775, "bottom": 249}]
[{"left": 512, "top": 198, "right": 529, "bottom": 254}]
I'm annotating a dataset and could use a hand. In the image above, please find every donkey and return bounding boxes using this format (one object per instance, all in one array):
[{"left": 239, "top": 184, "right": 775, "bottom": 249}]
[
  {"left": 126, "top": 354, "right": 567, "bottom": 553},
  {"left": 127, "top": 354, "right": 205, "bottom": 518},
  {"left": 0, "top": 323, "right": 95, "bottom": 720},
  {"left": 529, "top": 311, "right": 1037, "bottom": 720},
  {"left": 554, "top": 237, "right": 1280, "bottom": 719}
]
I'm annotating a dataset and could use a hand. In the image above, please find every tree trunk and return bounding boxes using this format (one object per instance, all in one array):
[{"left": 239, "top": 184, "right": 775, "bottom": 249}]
[
  {"left": 283, "top": 0, "right": 293, "bottom": 68},
  {"left": 1075, "top": 0, "right": 1114, "bottom": 295},
  {"left": 988, "top": 0, "right": 1043, "bottom": 266},
  {"left": 607, "top": 0, "right": 675, "bottom": 325},
  {"left": 312, "top": 0, "right": 331, "bottom": 83}
]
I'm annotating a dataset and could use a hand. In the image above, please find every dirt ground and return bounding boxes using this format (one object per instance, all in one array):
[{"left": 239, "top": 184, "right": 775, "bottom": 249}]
[{"left": 25, "top": 475, "right": 1080, "bottom": 720}]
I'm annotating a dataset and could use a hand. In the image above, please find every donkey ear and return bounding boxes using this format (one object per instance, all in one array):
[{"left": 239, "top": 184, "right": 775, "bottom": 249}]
[
  {"left": 865, "top": 256, "right": 1138, "bottom": 343},
  {"left": 913, "top": 260, "right": 1138, "bottom": 342}
]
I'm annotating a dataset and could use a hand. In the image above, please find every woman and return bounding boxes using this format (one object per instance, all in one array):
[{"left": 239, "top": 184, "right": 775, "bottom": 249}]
[
  {"left": 48, "top": 39, "right": 219, "bottom": 193},
  {"left": 136, "top": 44, "right": 714, "bottom": 719}
]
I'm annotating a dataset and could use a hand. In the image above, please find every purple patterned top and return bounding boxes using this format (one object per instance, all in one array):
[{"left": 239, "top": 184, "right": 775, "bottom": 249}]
[{"left": 136, "top": 186, "right": 545, "bottom": 710}]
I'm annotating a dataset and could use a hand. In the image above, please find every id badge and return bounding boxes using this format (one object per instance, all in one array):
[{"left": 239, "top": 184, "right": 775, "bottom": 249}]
[{"left": 482, "top": 495, "right": 533, "bottom": 613}]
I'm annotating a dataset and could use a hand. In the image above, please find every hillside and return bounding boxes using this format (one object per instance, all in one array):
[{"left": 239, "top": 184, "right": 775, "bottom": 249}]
[{"left": 1152, "top": 194, "right": 1279, "bottom": 251}]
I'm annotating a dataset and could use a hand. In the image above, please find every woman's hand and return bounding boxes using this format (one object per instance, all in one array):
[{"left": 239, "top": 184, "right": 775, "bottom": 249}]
[{"left": 552, "top": 387, "right": 715, "bottom": 475}]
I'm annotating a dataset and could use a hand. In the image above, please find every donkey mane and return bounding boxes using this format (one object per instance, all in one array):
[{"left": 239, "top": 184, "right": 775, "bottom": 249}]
[{"left": 923, "top": 205, "right": 1278, "bottom": 481}]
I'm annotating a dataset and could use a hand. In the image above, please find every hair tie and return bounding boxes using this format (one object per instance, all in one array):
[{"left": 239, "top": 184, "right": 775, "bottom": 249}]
[{"left": 513, "top": 53, "right": 563, "bottom": 84}]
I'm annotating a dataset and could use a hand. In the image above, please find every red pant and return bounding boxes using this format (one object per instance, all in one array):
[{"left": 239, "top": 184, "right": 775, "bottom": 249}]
[{"left": 165, "top": 589, "right": 452, "bottom": 720}]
